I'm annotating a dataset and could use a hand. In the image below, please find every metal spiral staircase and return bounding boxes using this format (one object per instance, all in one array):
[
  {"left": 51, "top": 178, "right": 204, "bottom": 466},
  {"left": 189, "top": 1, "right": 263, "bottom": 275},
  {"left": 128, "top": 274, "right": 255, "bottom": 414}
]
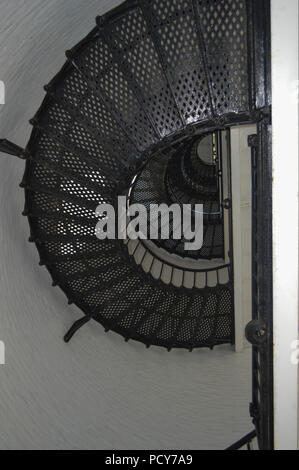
[
  {"left": 0, "top": 0, "right": 274, "bottom": 450},
  {"left": 0, "top": 0, "right": 269, "bottom": 354}
]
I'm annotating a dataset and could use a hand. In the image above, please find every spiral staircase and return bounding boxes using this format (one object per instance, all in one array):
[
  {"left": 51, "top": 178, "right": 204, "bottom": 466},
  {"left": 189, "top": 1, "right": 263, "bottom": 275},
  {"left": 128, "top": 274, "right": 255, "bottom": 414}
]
[{"left": 0, "top": 0, "right": 268, "bottom": 351}]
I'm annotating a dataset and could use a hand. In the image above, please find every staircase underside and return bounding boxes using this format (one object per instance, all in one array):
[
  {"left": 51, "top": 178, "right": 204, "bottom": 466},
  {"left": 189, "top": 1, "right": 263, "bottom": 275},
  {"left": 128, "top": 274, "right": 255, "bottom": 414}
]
[{"left": 19, "top": 0, "right": 266, "bottom": 350}]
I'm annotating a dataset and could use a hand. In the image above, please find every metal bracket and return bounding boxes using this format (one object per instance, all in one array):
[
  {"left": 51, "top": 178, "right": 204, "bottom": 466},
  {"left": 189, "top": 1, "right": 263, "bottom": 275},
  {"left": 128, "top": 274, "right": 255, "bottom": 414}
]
[
  {"left": 245, "top": 319, "right": 267, "bottom": 345},
  {"left": 225, "top": 430, "right": 257, "bottom": 451},
  {"left": 250, "top": 402, "right": 260, "bottom": 422},
  {"left": 222, "top": 198, "right": 231, "bottom": 210},
  {"left": 64, "top": 316, "right": 91, "bottom": 343},
  {"left": 0, "top": 139, "right": 27, "bottom": 159},
  {"left": 248, "top": 134, "right": 258, "bottom": 148}
]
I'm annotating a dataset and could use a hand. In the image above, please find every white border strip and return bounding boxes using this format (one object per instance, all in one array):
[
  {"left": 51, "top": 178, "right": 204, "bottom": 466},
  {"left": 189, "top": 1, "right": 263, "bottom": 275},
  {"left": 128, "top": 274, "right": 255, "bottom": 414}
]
[
  {"left": 230, "top": 128, "right": 243, "bottom": 352},
  {"left": 272, "top": 0, "right": 299, "bottom": 450}
]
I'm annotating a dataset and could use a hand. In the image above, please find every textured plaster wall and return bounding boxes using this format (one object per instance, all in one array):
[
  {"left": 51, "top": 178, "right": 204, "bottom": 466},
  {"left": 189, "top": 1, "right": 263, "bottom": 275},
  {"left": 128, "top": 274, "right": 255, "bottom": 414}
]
[
  {"left": 231, "top": 125, "right": 255, "bottom": 351},
  {"left": 0, "top": 0, "right": 251, "bottom": 450}
]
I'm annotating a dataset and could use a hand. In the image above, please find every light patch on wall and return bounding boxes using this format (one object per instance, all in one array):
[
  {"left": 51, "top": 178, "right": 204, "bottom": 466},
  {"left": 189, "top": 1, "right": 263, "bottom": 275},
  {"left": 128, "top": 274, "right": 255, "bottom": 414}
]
[
  {"left": 0, "top": 341, "right": 5, "bottom": 365},
  {"left": 291, "top": 80, "right": 299, "bottom": 105},
  {"left": 0, "top": 81, "right": 5, "bottom": 104},
  {"left": 290, "top": 340, "right": 299, "bottom": 365}
]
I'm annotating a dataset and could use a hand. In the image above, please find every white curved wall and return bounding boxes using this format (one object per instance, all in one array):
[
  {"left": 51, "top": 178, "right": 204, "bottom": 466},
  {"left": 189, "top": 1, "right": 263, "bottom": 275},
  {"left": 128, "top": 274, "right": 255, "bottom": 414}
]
[{"left": 0, "top": 0, "right": 251, "bottom": 450}]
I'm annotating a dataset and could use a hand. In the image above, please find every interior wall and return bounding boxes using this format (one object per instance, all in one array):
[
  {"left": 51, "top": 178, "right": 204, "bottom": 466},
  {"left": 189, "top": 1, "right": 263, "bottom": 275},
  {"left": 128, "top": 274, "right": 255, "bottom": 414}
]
[
  {"left": 0, "top": 0, "right": 251, "bottom": 450},
  {"left": 231, "top": 125, "right": 255, "bottom": 351},
  {"left": 271, "top": 0, "right": 299, "bottom": 450}
]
